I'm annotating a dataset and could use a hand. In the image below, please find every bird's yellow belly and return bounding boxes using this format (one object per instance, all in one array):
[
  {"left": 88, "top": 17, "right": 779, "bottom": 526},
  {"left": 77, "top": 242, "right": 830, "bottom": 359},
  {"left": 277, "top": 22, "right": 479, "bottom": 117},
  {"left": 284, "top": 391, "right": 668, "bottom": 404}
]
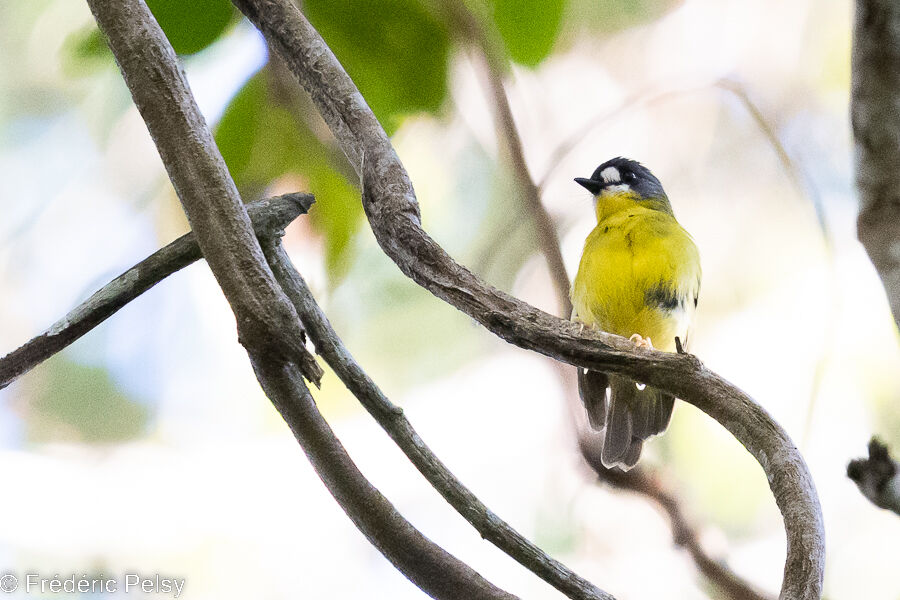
[{"left": 572, "top": 207, "right": 699, "bottom": 353}]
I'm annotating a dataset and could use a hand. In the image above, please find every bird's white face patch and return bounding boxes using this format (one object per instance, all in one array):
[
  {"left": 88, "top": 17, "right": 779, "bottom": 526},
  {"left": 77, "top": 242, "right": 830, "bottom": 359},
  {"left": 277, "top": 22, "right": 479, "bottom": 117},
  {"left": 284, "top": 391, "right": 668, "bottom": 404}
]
[
  {"left": 599, "top": 183, "right": 630, "bottom": 197},
  {"left": 600, "top": 166, "right": 620, "bottom": 183}
]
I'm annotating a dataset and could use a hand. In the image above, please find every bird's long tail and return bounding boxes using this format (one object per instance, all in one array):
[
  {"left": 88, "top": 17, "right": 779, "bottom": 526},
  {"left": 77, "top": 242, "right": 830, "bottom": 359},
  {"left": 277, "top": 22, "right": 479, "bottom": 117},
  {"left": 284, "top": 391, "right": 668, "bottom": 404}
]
[{"left": 578, "top": 369, "right": 674, "bottom": 470}]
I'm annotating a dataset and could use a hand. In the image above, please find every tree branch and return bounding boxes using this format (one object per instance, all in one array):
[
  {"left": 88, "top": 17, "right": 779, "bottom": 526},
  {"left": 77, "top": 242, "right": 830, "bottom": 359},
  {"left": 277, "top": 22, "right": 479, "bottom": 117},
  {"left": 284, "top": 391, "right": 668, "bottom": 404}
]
[
  {"left": 231, "top": 2, "right": 826, "bottom": 598},
  {"left": 848, "top": 438, "right": 900, "bottom": 515},
  {"left": 852, "top": 0, "right": 900, "bottom": 332},
  {"left": 445, "top": 4, "right": 572, "bottom": 316},
  {"left": 2, "top": 197, "right": 608, "bottom": 599},
  {"left": 87, "top": 2, "right": 517, "bottom": 597},
  {"left": 0, "top": 194, "right": 313, "bottom": 390},
  {"left": 263, "top": 240, "right": 612, "bottom": 600},
  {"left": 86, "top": 0, "right": 321, "bottom": 385},
  {"left": 251, "top": 358, "right": 518, "bottom": 600}
]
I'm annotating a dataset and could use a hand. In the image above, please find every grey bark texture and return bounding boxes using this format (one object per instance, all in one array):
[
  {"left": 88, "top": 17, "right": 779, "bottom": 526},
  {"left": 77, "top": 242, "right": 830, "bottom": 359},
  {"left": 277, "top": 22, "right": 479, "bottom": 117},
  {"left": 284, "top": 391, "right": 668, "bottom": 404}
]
[
  {"left": 86, "top": 1, "right": 519, "bottom": 598},
  {"left": 232, "top": 1, "right": 826, "bottom": 598},
  {"left": 86, "top": 0, "right": 321, "bottom": 385},
  {"left": 853, "top": 0, "right": 900, "bottom": 331}
]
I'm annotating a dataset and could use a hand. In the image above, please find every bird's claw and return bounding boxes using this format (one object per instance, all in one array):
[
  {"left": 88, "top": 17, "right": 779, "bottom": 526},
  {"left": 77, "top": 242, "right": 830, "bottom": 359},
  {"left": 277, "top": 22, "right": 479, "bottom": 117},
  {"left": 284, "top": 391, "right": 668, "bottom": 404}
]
[{"left": 629, "top": 334, "right": 653, "bottom": 349}]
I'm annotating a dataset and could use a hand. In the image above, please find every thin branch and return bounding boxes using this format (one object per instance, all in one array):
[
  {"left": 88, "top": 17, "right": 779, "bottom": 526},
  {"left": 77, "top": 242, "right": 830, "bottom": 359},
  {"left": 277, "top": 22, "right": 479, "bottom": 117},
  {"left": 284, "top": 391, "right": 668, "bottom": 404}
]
[
  {"left": 251, "top": 358, "right": 518, "bottom": 600},
  {"left": 852, "top": 0, "right": 900, "bottom": 331},
  {"left": 713, "top": 79, "right": 838, "bottom": 448},
  {"left": 0, "top": 194, "right": 314, "bottom": 390},
  {"left": 87, "top": 2, "right": 517, "bottom": 598},
  {"left": 446, "top": 4, "right": 572, "bottom": 317},
  {"left": 231, "top": 2, "right": 826, "bottom": 598},
  {"left": 264, "top": 240, "right": 612, "bottom": 600},
  {"left": 483, "top": 63, "right": 572, "bottom": 317},
  {"left": 847, "top": 438, "right": 900, "bottom": 515},
  {"left": 579, "top": 431, "right": 775, "bottom": 600}
]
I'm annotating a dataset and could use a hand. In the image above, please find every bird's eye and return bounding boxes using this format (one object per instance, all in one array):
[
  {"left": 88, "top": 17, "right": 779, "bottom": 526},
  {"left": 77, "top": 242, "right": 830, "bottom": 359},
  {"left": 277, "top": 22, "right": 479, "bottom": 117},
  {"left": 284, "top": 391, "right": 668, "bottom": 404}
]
[{"left": 622, "top": 171, "right": 636, "bottom": 183}]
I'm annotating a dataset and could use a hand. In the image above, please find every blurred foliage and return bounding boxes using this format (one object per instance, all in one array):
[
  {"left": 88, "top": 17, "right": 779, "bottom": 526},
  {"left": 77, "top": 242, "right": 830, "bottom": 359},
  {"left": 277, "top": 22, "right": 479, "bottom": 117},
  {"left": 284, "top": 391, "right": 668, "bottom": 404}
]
[
  {"left": 214, "top": 68, "right": 362, "bottom": 281},
  {"left": 51, "top": 0, "right": 691, "bottom": 389},
  {"left": 25, "top": 354, "right": 149, "bottom": 443},
  {"left": 61, "top": 0, "right": 679, "bottom": 288},
  {"left": 563, "top": 0, "right": 681, "bottom": 34},
  {"left": 70, "top": 0, "right": 237, "bottom": 59},
  {"left": 144, "top": 0, "right": 237, "bottom": 55},
  {"left": 490, "top": 0, "right": 566, "bottom": 66},
  {"left": 303, "top": 0, "right": 450, "bottom": 134}
]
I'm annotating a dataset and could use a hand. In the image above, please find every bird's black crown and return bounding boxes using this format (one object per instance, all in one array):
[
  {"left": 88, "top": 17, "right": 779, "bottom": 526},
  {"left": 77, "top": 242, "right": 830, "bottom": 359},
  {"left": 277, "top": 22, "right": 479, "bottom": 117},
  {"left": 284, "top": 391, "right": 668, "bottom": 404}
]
[{"left": 576, "top": 157, "right": 667, "bottom": 202}]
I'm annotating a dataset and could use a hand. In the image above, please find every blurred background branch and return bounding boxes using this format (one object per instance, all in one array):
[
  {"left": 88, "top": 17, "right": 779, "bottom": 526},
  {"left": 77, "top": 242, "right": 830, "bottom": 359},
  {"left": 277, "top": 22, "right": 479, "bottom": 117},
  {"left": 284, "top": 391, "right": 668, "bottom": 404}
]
[
  {"left": 265, "top": 240, "right": 613, "bottom": 600},
  {"left": 850, "top": 0, "right": 900, "bottom": 517},
  {"left": 579, "top": 430, "right": 774, "bottom": 600},
  {"left": 440, "top": 1, "right": 572, "bottom": 317},
  {"left": 852, "top": 0, "right": 900, "bottom": 332}
]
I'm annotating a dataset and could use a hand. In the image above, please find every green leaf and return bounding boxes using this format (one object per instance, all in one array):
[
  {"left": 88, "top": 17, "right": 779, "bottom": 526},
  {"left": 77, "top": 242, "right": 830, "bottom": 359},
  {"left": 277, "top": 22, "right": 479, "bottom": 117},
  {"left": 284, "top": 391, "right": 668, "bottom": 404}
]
[
  {"left": 215, "top": 69, "right": 363, "bottom": 284},
  {"left": 69, "top": 28, "right": 111, "bottom": 61},
  {"left": 308, "top": 167, "right": 363, "bottom": 281},
  {"left": 146, "top": 0, "right": 237, "bottom": 55},
  {"left": 27, "top": 355, "right": 149, "bottom": 443},
  {"left": 491, "top": 0, "right": 567, "bottom": 66},
  {"left": 302, "top": 0, "right": 450, "bottom": 132},
  {"left": 64, "top": 0, "right": 238, "bottom": 75}
]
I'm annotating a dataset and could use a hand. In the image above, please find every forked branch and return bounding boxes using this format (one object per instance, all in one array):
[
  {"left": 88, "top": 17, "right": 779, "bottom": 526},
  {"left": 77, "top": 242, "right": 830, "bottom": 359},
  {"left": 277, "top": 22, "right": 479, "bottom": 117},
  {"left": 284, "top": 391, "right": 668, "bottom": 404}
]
[
  {"left": 85, "top": 1, "right": 519, "bottom": 597},
  {"left": 0, "top": 194, "right": 314, "bottom": 390}
]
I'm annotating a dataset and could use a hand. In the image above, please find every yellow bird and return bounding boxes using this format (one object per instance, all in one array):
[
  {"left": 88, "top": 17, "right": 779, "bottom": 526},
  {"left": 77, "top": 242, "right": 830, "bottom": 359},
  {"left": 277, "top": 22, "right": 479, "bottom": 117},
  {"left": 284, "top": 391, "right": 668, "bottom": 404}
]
[{"left": 572, "top": 157, "right": 700, "bottom": 470}]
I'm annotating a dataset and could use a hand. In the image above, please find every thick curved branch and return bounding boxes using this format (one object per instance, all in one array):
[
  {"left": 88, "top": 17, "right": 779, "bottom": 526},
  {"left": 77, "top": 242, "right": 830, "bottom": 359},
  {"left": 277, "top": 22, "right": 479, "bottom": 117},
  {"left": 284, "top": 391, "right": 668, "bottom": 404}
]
[
  {"left": 848, "top": 438, "right": 900, "bottom": 515},
  {"left": 230, "top": 2, "right": 825, "bottom": 598},
  {"left": 87, "top": 2, "right": 517, "bottom": 598},
  {"left": 263, "top": 241, "right": 612, "bottom": 600},
  {"left": 0, "top": 194, "right": 313, "bottom": 390},
  {"left": 852, "top": 0, "right": 900, "bottom": 331}
]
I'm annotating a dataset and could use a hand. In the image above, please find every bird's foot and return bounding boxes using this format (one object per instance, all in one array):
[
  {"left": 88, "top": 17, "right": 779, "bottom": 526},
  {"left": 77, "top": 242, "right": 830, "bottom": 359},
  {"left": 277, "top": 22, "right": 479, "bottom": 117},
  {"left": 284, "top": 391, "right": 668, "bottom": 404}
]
[
  {"left": 575, "top": 321, "right": 599, "bottom": 335},
  {"left": 629, "top": 333, "right": 653, "bottom": 349}
]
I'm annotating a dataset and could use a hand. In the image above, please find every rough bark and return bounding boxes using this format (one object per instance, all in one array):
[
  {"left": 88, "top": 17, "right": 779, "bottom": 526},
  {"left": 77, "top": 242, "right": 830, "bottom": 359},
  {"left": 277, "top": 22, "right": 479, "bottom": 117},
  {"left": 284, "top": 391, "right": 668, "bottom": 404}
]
[{"left": 0, "top": 194, "right": 313, "bottom": 390}]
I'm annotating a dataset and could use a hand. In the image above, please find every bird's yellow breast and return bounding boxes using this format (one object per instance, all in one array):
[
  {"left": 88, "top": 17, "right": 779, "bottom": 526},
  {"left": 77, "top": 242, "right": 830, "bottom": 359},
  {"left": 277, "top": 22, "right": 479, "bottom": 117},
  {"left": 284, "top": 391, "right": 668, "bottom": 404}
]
[{"left": 572, "top": 194, "right": 700, "bottom": 352}]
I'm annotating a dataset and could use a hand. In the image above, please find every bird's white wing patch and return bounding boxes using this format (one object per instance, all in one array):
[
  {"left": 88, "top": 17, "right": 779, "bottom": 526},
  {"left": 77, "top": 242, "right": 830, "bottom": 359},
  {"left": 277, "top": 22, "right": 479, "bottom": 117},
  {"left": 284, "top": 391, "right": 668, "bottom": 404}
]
[{"left": 600, "top": 166, "right": 620, "bottom": 183}]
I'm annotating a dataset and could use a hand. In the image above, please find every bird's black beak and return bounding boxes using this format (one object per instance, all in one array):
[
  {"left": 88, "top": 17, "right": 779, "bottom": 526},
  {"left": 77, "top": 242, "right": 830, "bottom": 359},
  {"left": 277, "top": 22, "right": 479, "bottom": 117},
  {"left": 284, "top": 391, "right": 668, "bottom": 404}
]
[{"left": 574, "top": 177, "right": 603, "bottom": 195}]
